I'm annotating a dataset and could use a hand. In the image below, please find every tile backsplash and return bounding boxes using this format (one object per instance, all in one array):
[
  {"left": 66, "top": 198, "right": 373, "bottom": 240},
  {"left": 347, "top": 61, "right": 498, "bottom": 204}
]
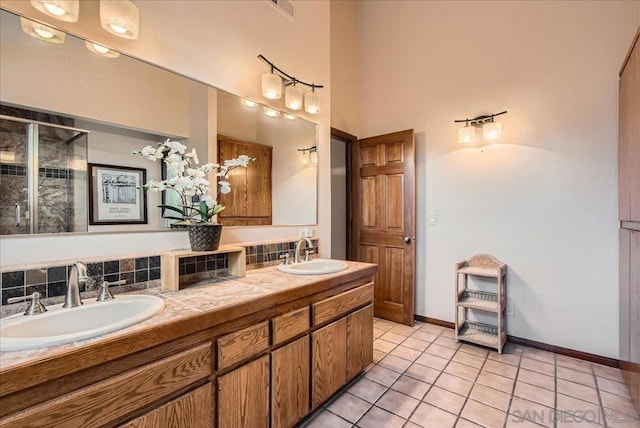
[{"left": 0, "top": 238, "right": 318, "bottom": 309}]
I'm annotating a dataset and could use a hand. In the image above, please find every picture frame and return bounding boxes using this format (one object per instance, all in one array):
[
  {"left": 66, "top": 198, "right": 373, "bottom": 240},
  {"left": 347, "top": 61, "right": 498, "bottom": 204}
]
[{"left": 88, "top": 163, "right": 147, "bottom": 225}]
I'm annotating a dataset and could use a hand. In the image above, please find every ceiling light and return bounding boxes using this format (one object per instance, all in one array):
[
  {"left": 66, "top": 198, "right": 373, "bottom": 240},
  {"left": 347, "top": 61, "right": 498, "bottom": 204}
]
[
  {"left": 285, "top": 83, "right": 303, "bottom": 110},
  {"left": 263, "top": 106, "right": 280, "bottom": 117},
  {"left": 20, "top": 17, "right": 66, "bottom": 44},
  {"left": 85, "top": 40, "right": 120, "bottom": 58},
  {"left": 30, "top": 0, "right": 79, "bottom": 22},
  {"left": 261, "top": 71, "right": 282, "bottom": 99},
  {"left": 100, "top": 0, "right": 140, "bottom": 39},
  {"left": 455, "top": 111, "right": 507, "bottom": 143},
  {"left": 304, "top": 86, "right": 321, "bottom": 114}
]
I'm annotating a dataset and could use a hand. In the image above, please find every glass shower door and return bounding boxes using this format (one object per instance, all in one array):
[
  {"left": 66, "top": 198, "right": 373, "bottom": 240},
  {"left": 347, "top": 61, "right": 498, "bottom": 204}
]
[
  {"left": 0, "top": 117, "right": 30, "bottom": 235},
  {"left": 36, "top": 123, "right": 88, "bottom": 233}
]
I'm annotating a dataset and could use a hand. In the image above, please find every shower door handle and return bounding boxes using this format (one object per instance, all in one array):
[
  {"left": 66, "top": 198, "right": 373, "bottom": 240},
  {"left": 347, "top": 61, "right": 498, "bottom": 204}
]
[{"left": 14, "top": 203, "right": 20, "bottom": 227}]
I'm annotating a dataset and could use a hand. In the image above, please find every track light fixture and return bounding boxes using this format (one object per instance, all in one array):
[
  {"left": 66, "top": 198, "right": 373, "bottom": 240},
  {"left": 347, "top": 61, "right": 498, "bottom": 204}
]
[
  {"left": 258, "top": 54, "right": 324, "bottom": 114},
  {"left": 454, "top": 111, "right": 507, "bottom": 143}
]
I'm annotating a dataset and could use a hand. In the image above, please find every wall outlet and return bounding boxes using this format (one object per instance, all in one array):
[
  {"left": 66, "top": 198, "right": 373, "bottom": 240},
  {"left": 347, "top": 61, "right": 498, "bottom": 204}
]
[
  {"left": 298, "top": 228, "right": 314, "bottom": 238},
  {"left": 427, "top": 212, "right": 438, "bottom": 226},
  {"left": 507, "top": 300, "right": 515, "bottom": 316}
]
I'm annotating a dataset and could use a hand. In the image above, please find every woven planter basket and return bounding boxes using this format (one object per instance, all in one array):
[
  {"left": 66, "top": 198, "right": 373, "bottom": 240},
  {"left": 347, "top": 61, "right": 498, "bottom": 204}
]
[{"left": 187, "top": 223, "right": 222, "bottom": 252}]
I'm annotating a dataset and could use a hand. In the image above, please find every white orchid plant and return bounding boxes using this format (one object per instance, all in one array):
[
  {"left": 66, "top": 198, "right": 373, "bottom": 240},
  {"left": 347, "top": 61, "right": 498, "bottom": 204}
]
[{"left": 134, "top": 139, "right": 253, "bottom": 224}]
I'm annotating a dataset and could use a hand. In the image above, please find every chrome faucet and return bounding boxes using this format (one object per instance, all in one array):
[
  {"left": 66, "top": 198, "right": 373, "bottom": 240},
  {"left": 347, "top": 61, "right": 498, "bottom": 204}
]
[
  {"left": 294, "top": 238, "right": 314, "bottom": 263},
  {"left": 64, "top": 261, "right": 87, "bottom": 308}
]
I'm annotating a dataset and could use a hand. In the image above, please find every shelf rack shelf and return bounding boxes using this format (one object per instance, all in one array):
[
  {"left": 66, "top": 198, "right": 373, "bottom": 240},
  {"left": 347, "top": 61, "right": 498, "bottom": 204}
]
[{"left": 454, "top": 254, "right": 507, "bottom": 353}]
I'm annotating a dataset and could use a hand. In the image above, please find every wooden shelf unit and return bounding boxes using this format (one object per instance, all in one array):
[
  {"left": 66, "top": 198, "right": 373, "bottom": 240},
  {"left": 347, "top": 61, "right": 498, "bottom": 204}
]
[
  {"left": 160, "top": 245, "right": 246, "bottom": 291},
  {"left": 454, "top": 254, "right": 507, "bottom": 353}
]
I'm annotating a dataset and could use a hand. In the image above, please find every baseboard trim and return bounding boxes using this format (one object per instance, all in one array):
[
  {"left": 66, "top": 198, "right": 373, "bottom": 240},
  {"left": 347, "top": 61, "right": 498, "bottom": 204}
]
[
  {"left": 414, "top": 315, "right": 454, "bottom": 329},
  {"left": 415, "top": 315, "right": 620, "bottom": 368}
]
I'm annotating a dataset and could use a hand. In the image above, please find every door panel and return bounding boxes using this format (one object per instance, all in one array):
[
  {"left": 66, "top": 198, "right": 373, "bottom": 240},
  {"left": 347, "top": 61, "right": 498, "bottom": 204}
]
[
  {"left": 386, "top": 175, "right": 404, "bottom": 229},
  {"left": 347, "top": 305, "right": 374, "bottom": 380},
  {"left": 311, "top": 318, "right": 347, "bottom": 409},
  {"left": 271, "top": 336, "right": 310, "bottom": 428},
  {"left": 352, "top": 130, "right": 415, "bottom": 325}
]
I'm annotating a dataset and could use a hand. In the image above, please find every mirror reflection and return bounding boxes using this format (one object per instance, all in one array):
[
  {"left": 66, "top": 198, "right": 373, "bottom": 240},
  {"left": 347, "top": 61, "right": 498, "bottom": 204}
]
[{"left": 0, "top": 9, "right": 318, "bottom": 236}]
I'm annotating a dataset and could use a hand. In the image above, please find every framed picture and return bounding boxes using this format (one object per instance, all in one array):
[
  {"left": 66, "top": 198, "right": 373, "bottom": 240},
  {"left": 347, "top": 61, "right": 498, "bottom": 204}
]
[{"left": 88, "top": 163, "right": 147, "bottom": 225}]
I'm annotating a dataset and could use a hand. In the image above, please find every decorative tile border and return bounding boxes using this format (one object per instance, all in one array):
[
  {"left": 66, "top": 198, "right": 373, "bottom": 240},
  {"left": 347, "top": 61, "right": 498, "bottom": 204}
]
[
  {"left": 0, "top": 163, "right": 85, "bottom": 179},
  {"left": 0, "top": 238, "right": 319, "bottom": 311}
]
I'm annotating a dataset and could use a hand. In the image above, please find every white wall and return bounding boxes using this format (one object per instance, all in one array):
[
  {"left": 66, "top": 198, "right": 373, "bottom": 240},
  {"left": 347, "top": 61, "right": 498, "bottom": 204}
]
[
  {"left": 357, "top": 0, "right": 639, "bottom": 358},
  {"left": 0, "top": 0, "right": 331, "bottom": 265}
]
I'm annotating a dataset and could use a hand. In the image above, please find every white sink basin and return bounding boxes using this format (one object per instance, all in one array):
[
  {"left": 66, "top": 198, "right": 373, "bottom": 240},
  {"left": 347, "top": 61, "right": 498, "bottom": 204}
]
[
  {"left": 0, "top": 295, "right": 165, "bottom": 352},
  {"left": 277, "top": 258, "right": 349, "bottom": 275}
]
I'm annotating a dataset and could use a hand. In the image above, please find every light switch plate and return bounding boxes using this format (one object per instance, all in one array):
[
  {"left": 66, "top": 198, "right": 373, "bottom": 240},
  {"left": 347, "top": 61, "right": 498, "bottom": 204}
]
[{"left": 427, "top": 212, "right": 438, "bottom": 226}]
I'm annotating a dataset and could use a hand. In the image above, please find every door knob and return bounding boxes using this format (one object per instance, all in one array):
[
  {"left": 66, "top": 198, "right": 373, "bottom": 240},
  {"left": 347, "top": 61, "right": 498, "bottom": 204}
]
[{"left": 403, "top": 236, "right": 412, "bottom": 243}]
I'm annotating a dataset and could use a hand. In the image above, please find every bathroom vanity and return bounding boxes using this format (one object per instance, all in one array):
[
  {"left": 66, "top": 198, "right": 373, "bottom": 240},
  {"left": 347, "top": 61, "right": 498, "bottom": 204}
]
[{"left": 0, "top": 261, "right": 377, "bottom": 427}]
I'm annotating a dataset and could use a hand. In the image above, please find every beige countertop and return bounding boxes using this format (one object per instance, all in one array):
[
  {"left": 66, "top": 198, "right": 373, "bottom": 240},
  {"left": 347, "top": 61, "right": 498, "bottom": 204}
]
[{"left": 0, "top": 261, "right": 376, "bottom": 371}]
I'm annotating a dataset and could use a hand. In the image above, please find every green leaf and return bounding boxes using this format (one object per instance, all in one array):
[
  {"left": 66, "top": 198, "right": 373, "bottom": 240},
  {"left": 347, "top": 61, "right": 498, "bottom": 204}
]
[{"left": 157, "top": 204, "right": 185, "bottom": 215}]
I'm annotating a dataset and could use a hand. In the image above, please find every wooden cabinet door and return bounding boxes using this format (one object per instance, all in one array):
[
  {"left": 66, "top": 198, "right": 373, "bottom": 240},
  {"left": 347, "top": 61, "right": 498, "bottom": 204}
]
[
  {"left": 271, "top": 336, "right": 310, "bottom": 428},
  {"left": 619, "top": 32, "right": 640, "bottom": 222},
  {"left": 347, "top": 304, "right": 374, "bottom": 380},
  {"left": 311, "top": 318, "right": 347, "bottom": 409},
  {"left": 122, "top": 383, "right": 213, "bottom": 428},
  {"left": 218, "top": 355, "right": 270, "bottom": 428}
]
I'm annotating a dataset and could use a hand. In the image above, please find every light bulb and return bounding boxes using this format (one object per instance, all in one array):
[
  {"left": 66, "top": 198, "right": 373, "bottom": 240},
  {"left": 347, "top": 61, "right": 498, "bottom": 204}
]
[
  {"left": 304, "top": 90, "right": 321, "bottom": 114},
  {"left": 34, "top": 27, "right": 54, "bottom": 38},
  {"left": 43, "top": 2, "right": 66, "bottom": 16},
  {"left": 458, "top": 124, "right": 475, "bottom": 144},
  {"left": 20, "top": 17, "right": 66, "bottom": 44},
  {"left": 100, "top": 0, "right": 140, "bottom": 39},
  {"left": 242, "top": 99, "right": 257, "bottom": 108},
  {"left": 261, "top": 73, "right": 282, "bottom": 99},
  {"left": 263, "top": 106, "right": 280, "bottom": 117},
  {"left": 285, "top": 84, "right": 303, "bottom": 110},
  {"left": 284, "top": 114, "right": 296, "bottom": 120},
  {"left": 310, "top": 150, "right": 318, "bottom": 165},
  {"left": 30, "top": 0, "right": 79, "bottom": 22},
  {"left": 483, "top": 121, "right": 502, "bottom": 140},
  {"left": 85, "top": 40, "right": 120, "bottom": 58},
  {"left": 92, "top": 43, "right": 110, "bottom": 54}
]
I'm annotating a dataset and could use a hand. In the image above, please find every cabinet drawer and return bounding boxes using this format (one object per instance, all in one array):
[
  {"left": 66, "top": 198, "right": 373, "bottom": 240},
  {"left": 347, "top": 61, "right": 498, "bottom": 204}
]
[
  {"left": 271, "top": 306, "right": 310, "bottom": 345},
  {"left": 0, "top": 343, "right": 212, "bottom": 428},
  {"left": 217, "top": 321, "right": 270, "bottom": 370},
  {"left": 312, "top": 283, "right": 374, "bottom": 326}
]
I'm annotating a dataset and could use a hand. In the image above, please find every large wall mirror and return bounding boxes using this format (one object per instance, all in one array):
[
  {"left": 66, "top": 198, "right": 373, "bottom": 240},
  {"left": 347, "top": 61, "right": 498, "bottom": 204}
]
[{"left": 0, "top": 9, "right": 318, "bottom": 236}]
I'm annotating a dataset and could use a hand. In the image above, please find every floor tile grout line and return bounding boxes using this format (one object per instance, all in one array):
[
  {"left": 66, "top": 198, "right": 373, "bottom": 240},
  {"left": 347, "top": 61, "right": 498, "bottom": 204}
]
[
  {"left": 591, "top": 362, "right": 609, "bottom": 428},
  {"left": 504, "top": 347, "right": 524, "bottom": 428}
]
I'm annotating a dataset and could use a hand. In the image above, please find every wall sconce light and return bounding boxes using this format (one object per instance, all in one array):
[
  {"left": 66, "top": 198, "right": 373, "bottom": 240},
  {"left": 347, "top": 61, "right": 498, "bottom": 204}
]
[
  {"left": 258, "top": 54, "right": 323, "bottom": 114},
  {"left": 100, "top": 0, "right": 140, "bottom": 39},
  {"left": 30, "top": 0, "right": 79, "bottom": 22},
  {"left": 298, "top": 146, "right": 317, "bottom": 166},
  {"left": 454, "top": 111, "right": 507, "bottom": 143},
  {"left": 285, "top": 81, "right": 303, "bottom": 110},
  {"left": 242, "top": 99, "right": 257, "bottom": 108},
  {"left": 20, "top": 17, "right": 66, "bottom": 43},
  {"left": 85, "top": 40, "right": 120, "bottom": 58},
  {"left": 263, "top": 106, "right": 280, "bottom": 117}
]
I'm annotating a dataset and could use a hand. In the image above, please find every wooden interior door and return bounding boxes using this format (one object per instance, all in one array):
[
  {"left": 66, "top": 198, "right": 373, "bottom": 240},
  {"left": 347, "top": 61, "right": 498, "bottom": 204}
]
[
  {"left": 217, "top": 135, "right": 272, "bottom": 226},
  {"left": 352, "top": 130, "right": 416, "bottom": 325}
]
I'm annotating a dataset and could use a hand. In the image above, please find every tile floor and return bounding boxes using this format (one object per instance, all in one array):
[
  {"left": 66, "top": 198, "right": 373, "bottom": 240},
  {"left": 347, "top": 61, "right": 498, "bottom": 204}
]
[{"left": 300, "top": 318, "right": 640, "bottom": 428}]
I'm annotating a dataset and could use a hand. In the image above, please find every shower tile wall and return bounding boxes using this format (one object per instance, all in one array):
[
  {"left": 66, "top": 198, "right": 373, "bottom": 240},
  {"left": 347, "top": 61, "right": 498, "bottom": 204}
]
[{"left": 0, "top": 105, "right": 87, "bottom": 235}]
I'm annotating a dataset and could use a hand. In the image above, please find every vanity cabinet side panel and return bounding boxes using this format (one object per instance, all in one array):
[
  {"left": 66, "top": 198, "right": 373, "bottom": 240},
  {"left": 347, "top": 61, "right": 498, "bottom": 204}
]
[
  {"left": 121, "top": 383, "right": 213, "bottom": 428},
  {"left": 347, "top": 304, "right": 374, "bottom": 380},
  {"left": 271, "top": 336, "right": 310, "bottom": 428},
  {"left": 311, "top": 317, "right": 348, "bottom": 409},
  {"left": 217, "top": 355, "right": 270, "bottom": 428}
]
